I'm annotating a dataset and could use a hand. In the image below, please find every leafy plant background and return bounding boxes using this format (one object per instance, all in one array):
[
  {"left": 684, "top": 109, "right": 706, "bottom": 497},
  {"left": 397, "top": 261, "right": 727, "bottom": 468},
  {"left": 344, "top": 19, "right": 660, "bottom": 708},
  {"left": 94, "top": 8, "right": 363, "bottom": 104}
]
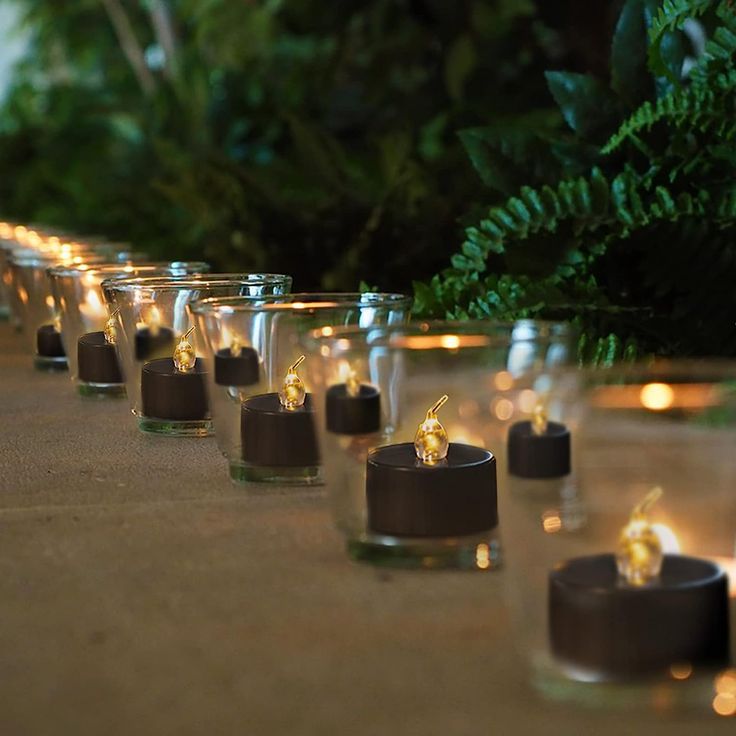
[
  {"left": 416, "top": 0, "right": 736, "bottom": 360},
  {"left": 1, "top": 0, "right": 733, "bottom": 360},
  {"left": 0, "top": 1, "right": 617, "bottom": 288}
]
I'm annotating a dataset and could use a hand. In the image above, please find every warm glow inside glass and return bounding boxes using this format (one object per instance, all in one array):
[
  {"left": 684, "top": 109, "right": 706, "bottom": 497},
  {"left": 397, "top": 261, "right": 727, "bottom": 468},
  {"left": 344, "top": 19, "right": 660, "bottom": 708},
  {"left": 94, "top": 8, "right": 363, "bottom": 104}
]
[
  {"left": 305, "top": 320, "right": 576, "bottom": 569},
  {"left": 49, "top": 262, "right": 210, "bottom": 392},
  {"left": 502, "top": 363, "right": 736, "bottom": 710},
  {"left": 8, "top": 249, "right": 117, "bottom": 358},
  {"left": 190, "top": 293, "right": 412, "bottom": 484},
  {"left": 102, "top": 274, "right": 292, "bottom": 436}
]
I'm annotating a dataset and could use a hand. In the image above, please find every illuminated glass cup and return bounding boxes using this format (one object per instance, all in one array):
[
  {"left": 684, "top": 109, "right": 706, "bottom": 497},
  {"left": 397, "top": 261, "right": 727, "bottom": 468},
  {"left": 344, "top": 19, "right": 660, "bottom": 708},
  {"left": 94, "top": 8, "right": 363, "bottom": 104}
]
[
  {"left": 103, "top": 275, "right": 293, "bottom": 437},
  {"left": 49, "top": 262, "right": 210, "bottom": 397},
  {"left": 8, "top": 249, "right": 124, "bottom": 369},
  {"left": 503, "top": 363, "right": 736, "bottom": 711},
  {"left": 190, "top": 293, "right": 412, "bottom": 485},
  {"left": 305, "top": 320, "right": 577, "bottom": 569}
]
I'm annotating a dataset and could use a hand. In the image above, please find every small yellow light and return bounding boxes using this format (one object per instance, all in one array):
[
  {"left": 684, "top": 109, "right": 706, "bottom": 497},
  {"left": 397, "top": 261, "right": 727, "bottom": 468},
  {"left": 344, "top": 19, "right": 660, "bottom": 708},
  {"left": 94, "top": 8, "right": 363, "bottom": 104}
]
[
  {"left": 173, "top": 326, "right": 196, "bottom": 373},
  {"left": 715, "top": 669, "right": 736, "bottom": 695},
  {"left": 670, "top": 662, "right": 692, "bottom": 680},
  {"left": 414, "top": 395, "right": 449, "bottom": 465},
  {"left": 713, "top": 692, "right": 736, "bottom": 717},
  {"left": 518, "top": 388, "right": 538, "bottom": 413},
  {"left": 494, "top": 371, "right": 513, "bottom": 391},
  {"left": 104, "top": 309, "right": 119, "bottom": 345},
  {"left": 616, "top": 487, "right": 664, "bottom": 586},
  {"left": 440, "top": 334, "right": 460, "bottom": 349},
  {"left": 640, "top": 382, "right": 675, "bottom": 411},
  {"left": 279, "top": 355, "right": 306, "bottom": 410},
  {"left": 346, "top": 368, "right": 361, "bottom": 398},
  {"left": 475, "top": 543, "right": 491, "bottom": 570},
  {"left": 230, "top": 335, "right": 242, "bottom": 358},
  {"left": 531, "top": 402, "right": 548, "bottom": 436},
  {"left": 492, "top": 397, "right": 514, "bottom": 421},
  {"left": 542, "top": 511, "right": 562, "bottom": 534},
  {"left": 45, "top": 295, "right": 55, "bottom": 310}
]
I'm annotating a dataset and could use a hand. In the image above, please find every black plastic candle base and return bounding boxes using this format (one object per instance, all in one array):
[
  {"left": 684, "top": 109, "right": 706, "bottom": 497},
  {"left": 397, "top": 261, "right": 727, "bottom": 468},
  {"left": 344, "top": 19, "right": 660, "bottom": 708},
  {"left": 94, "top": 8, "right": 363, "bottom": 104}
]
[
  {"left": 366, "top": 442, "right": 498, "bottom": 537},
  {"left": 347, "top": 530, "right": 502, "bottom": 571},
  {"left": 508, "top": 420, "right": 571, "bottom": 479},
  {"left": 549, "top": 554, "right": 730, "bottom": 681},
  {"left": 141, "top": 357, "right": 209, "bottom": 421},
  {"left": 326, "top": 383, "right": 381, "bottom": 435},
  {"left": 78, "top": 331, "right": 123, "bottom": 384},
  {"left": 135, "top": 326, "right": 175, "bottom": 362},
  {"left": 214, "top": 347, "right": 259, "bottom": 387},
  {"left": 36, "top": 324, "right": 65, "bottom": 357},
  {"left": 241, "top": 393, "right": 320, "bottom": 469}
]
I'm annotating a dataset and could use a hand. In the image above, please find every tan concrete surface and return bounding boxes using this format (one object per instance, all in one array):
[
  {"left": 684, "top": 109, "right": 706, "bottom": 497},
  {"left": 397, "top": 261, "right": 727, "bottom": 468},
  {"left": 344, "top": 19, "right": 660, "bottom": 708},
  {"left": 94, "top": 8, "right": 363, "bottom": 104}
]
[{"left": 0, "top": 323, "right": 733, "bottom": 735}]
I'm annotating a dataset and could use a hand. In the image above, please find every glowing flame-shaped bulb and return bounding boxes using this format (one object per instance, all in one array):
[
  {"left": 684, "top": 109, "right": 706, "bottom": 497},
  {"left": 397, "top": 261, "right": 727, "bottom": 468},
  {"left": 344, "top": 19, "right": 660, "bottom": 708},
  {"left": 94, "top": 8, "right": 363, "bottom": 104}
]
[
  {"left": 532, "top": 402, "right": 548, "bottom": 436},
  {"left": 104, "top": 309, "right": 119, "bottom": 345},
  {"left": 616, "top": 487, "right": 664, "bottom": 586},
  {"left": 230, "top": 335, "right": 242, "bottom": 358},
  {"left": 147, "top": 306, "right": 161, "bottom": 337},
  {"left": 346, "top": 368, "right": 360, "bottom": 398},
  {"left": 173, "top": 326, "right": 196, "bottom": 373},
  {"left": 414, "top": 395, "right": 449, "bottom": 465},
  {"left": 279, "top": 355, "right": 306, "bottom": 410}
]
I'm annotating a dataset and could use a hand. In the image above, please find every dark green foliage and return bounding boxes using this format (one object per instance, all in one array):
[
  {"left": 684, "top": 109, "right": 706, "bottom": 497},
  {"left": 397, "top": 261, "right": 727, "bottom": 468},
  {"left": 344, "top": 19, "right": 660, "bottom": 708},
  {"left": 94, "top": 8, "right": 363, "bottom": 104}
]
[
  {"left": 417, "top": 0, "right": 736, "bottom": 362},
  {"left": 0, "top": 0, "right": 584, "bottom": 291}
]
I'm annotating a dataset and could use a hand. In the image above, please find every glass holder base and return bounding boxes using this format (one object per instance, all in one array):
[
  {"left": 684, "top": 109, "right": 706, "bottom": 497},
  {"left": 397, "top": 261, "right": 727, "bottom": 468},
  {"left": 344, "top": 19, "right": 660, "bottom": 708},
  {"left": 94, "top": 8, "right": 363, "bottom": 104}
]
[
  {"left": 34, "top": 355, "right": 68, "bottom": 372},
  {"left": 77, "top": 381, "right": 126, "bottom": 398},
  {"left": 229, "top": 460, "right": 323, "bottom": 486},
  {"left": 137, "top": 416, "right": 213, "bottom": 437},
  {"left": 530, "top": 651, "right": 722, "bottom": 712},
  {"left": 347, "top": 531, "right": 502, "bottom": 571}
]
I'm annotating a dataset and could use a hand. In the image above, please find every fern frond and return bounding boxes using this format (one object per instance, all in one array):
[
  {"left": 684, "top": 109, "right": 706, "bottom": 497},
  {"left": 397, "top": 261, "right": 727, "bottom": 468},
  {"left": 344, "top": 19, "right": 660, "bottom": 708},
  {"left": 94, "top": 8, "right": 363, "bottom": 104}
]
[{"left": 648, "top": 0, "right": 717, "bottom": 79}]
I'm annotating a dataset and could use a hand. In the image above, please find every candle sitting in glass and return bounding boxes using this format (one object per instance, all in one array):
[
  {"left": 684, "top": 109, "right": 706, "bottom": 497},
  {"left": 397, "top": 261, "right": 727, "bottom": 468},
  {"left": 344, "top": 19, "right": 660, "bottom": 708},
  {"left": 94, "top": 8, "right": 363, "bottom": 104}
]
[
  {"left": 135, "top": 304, "right": 175, "bottom": 361},
  {"left": 549, "top": 488, "right": 730, "bottom": 681},
  {"left": 326, "top": 368, "right": 381, "bottom": 436},
  {"left": 507, "top": 402, "right": 584, "bottom": 533},
  {"left": 214, "top": 335, "right": 260, "bottom": 389},
  {"left": 366, "top": 396, "right": 498, "bottom": 540},
  {"left": 49, "top": 262, "right": 209, "bottom": 397},
  {"left": 141, "top": 327, "right": 208, "bottom": 424},
  {"left": 76, "top": 310, "right": 124, "bottom": 394},
  {"left": 240, "top": 356, "right": 320, "bottom": 484}
]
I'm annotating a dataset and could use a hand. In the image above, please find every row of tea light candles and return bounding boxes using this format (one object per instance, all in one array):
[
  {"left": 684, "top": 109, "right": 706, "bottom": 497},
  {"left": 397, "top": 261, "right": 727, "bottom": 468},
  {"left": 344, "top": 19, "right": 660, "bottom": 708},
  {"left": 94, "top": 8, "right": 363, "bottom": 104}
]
[{"left": 1, "top": 221, "right": 734, "bottom": 701}]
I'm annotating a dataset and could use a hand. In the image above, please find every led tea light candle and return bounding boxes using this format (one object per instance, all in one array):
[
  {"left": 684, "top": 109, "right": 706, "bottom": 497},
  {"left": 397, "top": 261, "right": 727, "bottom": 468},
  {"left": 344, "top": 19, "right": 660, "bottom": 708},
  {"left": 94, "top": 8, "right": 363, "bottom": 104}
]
[
  {"left": 135, "top": 305, "right": 175, "bottom": 361},
  {"left": 366, "top": 396, "right": 498, "bottom": 538},
  {"left": 240, "top": 356, "right": 320, "bottom": 483},
  {"left": 140, "top": 327, "right": 209, "bottom": 429},
  {"left": 507, "top": 402, "right": 584, "bottom": 533},
  {"left": 508, "top": 402, "right": 571, "bottom": 479},
  {"left": 49, "top": 262, "right": 209, "bottom": 396},
  {"left": 549, "top": 489, "right": 730, "bottom": 681},
  {"left": 76, "top": 309, "right": 124, "bottom": 395},
  {"left": 326, "top": 368, "right": 381, "bottom": 435},
  {"left": 214, "top": 335, "right": 260, "bottom": 388}
]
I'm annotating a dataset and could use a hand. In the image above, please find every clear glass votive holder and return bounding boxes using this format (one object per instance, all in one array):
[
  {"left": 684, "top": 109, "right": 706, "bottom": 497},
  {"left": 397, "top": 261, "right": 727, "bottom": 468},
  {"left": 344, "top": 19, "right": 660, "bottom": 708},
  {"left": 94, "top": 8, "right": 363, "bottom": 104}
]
[
  {"left": 305, "top": 320, "right": 578, "bottom": 570},
  {"left": 103, "top": 274, "right": 293, "bottom": 437},
  {"left": 7, "top": 249, "right": 118, "bottom": 369},
  {"left": 49, "top": 262, "right": 210, "bottom": 397},
  {"left": 502, "top": 362, "right": 736, "bottom": 712},
  {"left": 190, "top": 293, "right": 413, "bottom": 485}
]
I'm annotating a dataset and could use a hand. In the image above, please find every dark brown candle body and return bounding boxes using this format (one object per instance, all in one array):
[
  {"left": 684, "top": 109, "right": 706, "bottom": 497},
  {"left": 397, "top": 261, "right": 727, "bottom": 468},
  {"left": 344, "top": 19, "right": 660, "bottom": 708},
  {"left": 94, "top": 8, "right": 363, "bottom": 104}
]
[
  {"left": 78, "top": 331, "right": 123, "bottom": 384},
  {"left": 366, "top": 443, "right": 497, "bottom": 537},
  {"left": 549, "top": 554, "right": 730, "bottom": 680},
  {"left": 241, "top": 393, "right": 320, "bottom": 467},
  {"left": 141, "top": 358, "right": 208, "bottom": 420}
]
